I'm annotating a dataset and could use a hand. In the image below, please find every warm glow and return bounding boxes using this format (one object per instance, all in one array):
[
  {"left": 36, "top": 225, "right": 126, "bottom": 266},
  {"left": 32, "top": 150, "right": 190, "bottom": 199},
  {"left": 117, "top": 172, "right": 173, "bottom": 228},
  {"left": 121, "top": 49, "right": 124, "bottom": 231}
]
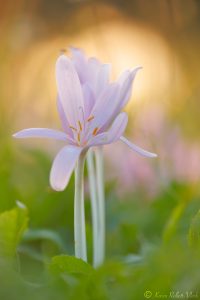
[{"left": 14, "top": 4, "right": 184, "bottom": 130}]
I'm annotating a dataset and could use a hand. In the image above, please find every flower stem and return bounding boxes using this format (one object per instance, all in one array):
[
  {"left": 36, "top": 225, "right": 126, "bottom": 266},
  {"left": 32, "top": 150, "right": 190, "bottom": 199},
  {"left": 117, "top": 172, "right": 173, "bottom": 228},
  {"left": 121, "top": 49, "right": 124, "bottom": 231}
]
[
  {"left": 87, "top": 149, "right": 100, "bottom": 267},
  {"left": 95, "top": 146, "right": 105, "bottom": 265},
  {"left": 74, "top": 152, "right": 87, "bottom": 262}
]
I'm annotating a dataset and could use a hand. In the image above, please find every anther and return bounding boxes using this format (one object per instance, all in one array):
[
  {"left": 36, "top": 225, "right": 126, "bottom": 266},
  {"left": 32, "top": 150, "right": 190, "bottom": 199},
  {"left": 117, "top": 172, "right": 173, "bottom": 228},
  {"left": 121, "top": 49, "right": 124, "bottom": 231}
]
[
  {"left": 87, "top": 115, "right": 94, "bottom": 122},
  {"left": 77, "top": 132, "right": 81, "bottom": 143},
  {"left": 92, "top": 127, "right": 98, "bottom": 136},
  {"left": 69, "top": 126, "right": 77, "bottom": 132},
  {"left": 78, "top": 121, "right": 83, "bottom": 132}
]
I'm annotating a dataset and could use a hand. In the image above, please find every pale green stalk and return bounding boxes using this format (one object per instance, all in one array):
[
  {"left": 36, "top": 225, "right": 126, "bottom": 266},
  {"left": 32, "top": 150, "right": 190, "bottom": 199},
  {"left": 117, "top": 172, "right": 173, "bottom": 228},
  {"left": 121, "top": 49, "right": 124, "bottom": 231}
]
[
  {"left": 74, "top": 152, "right": 87, "bottom": 262},
  {"left": 95, "top": 146, "right": 105, "bottom": 265},
  {"left": 86, "top": 149, "right": 100, "bottom": 267}
]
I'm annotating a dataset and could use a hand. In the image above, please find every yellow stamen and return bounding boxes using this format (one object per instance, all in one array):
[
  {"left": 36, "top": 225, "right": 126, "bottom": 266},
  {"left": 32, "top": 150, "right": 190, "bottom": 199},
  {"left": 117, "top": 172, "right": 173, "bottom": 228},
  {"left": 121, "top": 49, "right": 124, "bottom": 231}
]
[
  {"left": 77, "top": 132, "right": 81, "bottom": 143},
  {"left": 92, "top": 127, "right": 98, "bottom": 136},
  {"left": 87, "top": 115, "right": 94, "bottom": 122},
  {"left": 78, "top": 121, "right": 83, "bottom": 132},
  {"left": 69, "top": 126, "right": 77, "bottom": 132}
]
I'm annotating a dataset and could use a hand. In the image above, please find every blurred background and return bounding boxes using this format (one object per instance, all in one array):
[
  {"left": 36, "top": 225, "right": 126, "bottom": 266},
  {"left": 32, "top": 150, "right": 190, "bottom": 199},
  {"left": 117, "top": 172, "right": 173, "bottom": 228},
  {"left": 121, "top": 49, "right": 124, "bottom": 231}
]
[{"left": 1, "top": 0, "right": 200, "bottom": 298}]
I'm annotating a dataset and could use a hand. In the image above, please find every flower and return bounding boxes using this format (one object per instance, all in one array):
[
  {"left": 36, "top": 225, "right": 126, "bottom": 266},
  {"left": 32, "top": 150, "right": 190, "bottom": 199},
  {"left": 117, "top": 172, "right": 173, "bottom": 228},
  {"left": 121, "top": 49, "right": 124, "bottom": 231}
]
[
  {"left": 13, "top": 47, "right": 157, "bottom": 191},
  {"left": 105, "top": 104, "right": 200, "bottom": 197}
]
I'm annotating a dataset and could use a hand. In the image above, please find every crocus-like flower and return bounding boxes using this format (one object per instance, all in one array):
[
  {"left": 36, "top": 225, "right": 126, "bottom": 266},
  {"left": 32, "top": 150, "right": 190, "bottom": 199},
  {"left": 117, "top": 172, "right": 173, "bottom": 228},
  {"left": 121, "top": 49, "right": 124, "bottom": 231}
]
[{"left": 13, "top": 47, "right": 157, "bottom": 191}]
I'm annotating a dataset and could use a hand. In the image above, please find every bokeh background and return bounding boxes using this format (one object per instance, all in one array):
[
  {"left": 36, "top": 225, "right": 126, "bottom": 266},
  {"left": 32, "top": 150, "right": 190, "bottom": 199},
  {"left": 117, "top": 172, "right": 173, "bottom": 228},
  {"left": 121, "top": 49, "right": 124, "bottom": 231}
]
[{"left": 1, "top": 1, "right": 200, "bottom": 299}]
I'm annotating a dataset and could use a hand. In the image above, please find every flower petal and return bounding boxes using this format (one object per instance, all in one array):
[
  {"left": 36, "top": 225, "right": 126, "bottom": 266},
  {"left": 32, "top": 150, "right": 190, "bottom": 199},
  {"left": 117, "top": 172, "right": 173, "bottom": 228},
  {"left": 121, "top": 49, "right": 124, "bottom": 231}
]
[
  {"left": 82, "top": 83, "right": 95, "bottom": 118},
  {"left": 118, "top": 66, "right": 142, "bottom": 110},
  {"left": 120, "top": 136, "right": 157, "bottom": 158},
  {"left": 101, "top": 67, "right": 142, "bottom": 132},
  {"left": 91, "top": 67, "right": 141, "bottom": 133},
  {"left": 89, "top": 83, "right": 120, "bottom": 131},
  {"left": 71, "top": 48, "right": 110, "bottom": 98},
  {"left": 70, "top": 47, "right": 88, "bottom": 83},
  {"left": 57, "top": 96, "right": 73, "bottom": 137},
  {"left": 95, "top": 64, "right": 111, "bottom": 97},
  {"left": 89, "top": 112, "right": 128, "bottom": 146},
  {"left": 87, "top": 57, "right": 101, "bottom": 87},
  {"left": 13, "top": 128, "right": 71, "bottom": 141},
  {"left": 50, "top": 145, "right": 82, "bottom": 191},
  {"left": 106, "top": 112, "right": 128, "bottom": 142},
  {"left": 56, "top": 55, "right": 84, "bottom": 128},
  {"left": 117, "top": 69, "right": 130, "bottom": 85}
]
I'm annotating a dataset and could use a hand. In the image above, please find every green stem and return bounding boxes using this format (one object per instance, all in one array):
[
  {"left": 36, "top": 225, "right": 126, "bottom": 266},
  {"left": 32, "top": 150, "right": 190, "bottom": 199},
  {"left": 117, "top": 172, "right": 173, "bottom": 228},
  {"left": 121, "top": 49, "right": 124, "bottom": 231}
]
[
  {"left": 87, "top": 149, "right": 100, "bottom": 267},
  {"left": 74, "top": 152, "right": 87, "bottom": 262},
  {"left": 95, "top": 147, "right": 105, "bottom": 265},
  {"left": 163, "top": 200, "right": 187, "bottom": 244}
]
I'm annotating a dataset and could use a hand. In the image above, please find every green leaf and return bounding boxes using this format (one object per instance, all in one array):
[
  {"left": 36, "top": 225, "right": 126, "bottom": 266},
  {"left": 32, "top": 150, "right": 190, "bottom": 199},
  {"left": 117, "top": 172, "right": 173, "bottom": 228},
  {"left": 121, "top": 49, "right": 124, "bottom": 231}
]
[
  {"left": 49, "top": 255, "right": 93, "bottom": 276},
  {"left": 163, "top": 201, "right": 187, "bottom": 243},
  {"left": 0, "top": 201, "right": 28, "bottom": 260},
  {"left": 188, "top": 209, "right": 200, "bottom": 248},
  {"left": 22, "top": 228, "right": 66, "bottom": 251}
]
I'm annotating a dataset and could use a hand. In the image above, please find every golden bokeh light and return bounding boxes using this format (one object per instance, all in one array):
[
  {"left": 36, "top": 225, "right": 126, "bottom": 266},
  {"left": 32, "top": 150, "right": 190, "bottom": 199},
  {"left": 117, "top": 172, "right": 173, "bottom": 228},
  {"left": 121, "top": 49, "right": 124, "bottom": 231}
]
[{"left": 13, "top": 3, "right": 184, "bottom": 130}]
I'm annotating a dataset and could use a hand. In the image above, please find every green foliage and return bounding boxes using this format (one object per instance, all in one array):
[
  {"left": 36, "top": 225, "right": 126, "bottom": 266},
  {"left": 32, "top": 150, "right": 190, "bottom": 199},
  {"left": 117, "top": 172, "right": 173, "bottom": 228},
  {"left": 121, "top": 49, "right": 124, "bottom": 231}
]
[
  {"left": 0, "top": 201, "right": 28, "bottom": 261},
  {"left": 49, "top": 255, "right": 93, "bottom": 276},
  {"left": 23, "top": 228, "right": 66, "bottom": 252},
  {"left": 0, "top": 144, "right": 200, "bottom": 299},
  {"left": 188, "top": 210, "right": 200, "bottom": 248}
]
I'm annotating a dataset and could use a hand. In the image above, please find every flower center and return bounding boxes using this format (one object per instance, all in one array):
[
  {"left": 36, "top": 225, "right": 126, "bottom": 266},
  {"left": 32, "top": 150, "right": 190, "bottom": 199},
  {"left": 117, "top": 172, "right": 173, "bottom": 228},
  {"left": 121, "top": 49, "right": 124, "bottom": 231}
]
[{"left": 69, "top": 114, "right": 98, "bottom": 146}]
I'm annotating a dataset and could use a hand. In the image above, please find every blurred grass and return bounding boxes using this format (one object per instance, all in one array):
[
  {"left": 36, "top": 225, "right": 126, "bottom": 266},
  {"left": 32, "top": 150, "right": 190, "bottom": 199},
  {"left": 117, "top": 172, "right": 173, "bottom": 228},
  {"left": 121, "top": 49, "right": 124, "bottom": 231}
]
[
  {"left": 1, "top": 133, "right": 200, "bottom": 298},
  {"left": 0, "top": 181, "right": 200, "bottom": 299}
]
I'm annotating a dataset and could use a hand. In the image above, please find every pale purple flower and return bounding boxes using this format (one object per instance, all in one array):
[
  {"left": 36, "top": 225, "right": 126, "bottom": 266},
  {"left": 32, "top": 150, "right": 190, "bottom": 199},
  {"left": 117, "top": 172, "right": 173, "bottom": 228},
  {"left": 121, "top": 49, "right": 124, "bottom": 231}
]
[
  {"left": 105, "top": 105, "right": 200, "bottom": 197},
  {"left": 13, "top": 47, "right": 156, "bottom": 191}
]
